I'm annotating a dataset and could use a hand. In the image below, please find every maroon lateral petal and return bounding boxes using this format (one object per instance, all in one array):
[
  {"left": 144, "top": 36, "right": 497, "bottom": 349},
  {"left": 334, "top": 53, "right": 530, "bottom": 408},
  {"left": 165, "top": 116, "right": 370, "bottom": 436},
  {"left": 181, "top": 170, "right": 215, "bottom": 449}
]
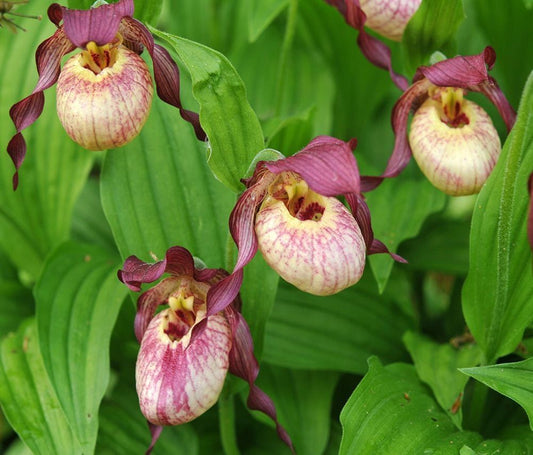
[
  {"left": 47, "top": 3, "right": 63, "bottom": 26},
  {"left": 117, "top": 246, "right": 195, "bottom": 291},
  {"left": 529, "top": 173, "right": 533, "bottom": 253},
  {"left": 205, "top": 269, "right": 244, "bottom": 318},
  {"left": 7, "top": 27, "right": 75, "bottom": 190},
  {"left": 416, "top": 47, "right": 495, "bottom": 88},
  {"left": 118, "top": 255, "right": 167, "bottom": 292},
  {"left": 146, "top": 423, "right": 163, "bottom": 455},
  {"left": 326, "top": 0, "right": 409, "bottom": 91},
  {"left": 226, "top": 308, "right": 294, "bottom": 452},
  {"left": 61, "top": 0, "right": 134, "bottom": 48},
  {"left": 265, "top": 136, "right": 361, "bottom": 196},
  {"left": 348, "top": 193, "right": 406, "bottom": 262},
  {"left": 120, "top": 17, "right": 206, "bottom": 141},
  {"left": 134, "top": 276, "right": 179, "bottom": 343},
  {"left": 477, "top": 78, "right": 517, "bottom": 132},
  {"left": 360, "top": 78, "right": 432, "bottom": 192}
]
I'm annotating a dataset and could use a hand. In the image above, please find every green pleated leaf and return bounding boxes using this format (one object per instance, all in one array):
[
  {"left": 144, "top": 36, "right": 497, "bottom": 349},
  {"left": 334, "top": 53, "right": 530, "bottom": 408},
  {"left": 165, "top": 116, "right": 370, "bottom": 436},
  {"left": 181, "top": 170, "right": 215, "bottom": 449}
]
[
  {"left": 151, "top": 28, "right": 265, "bottom": 192},
  {"left": 0, "top": 252, "right": 33, "bottom": 340},
  {"left": 403, "top": 0, "right": 465, "bottom": 75},
  {"left": 366, "top": 177, "right": 447, "bottom": 292},
  {"left": 462, "top": 72, "right": 533, "bottom": 362},
  {"left": 68, "top": 0, "right": 162, "bottom": 22},
  {"left": 461, "top": 358, "right": 533, "bottom": 430},
  {"left": 462, "top": 434, "right": 533, "bottom": 455},
  {"left": 263, "top": 275, "right": 415, "bottom": 374},
  {"left": 34, "top": 242, "right": 127, "bottom": 454},
  {"left": 339, "top": 357, "right": 481, "bottom": 454},
  {"left": 0, "top": 1, "right": 93, "bottom": 279},
  {"left": 254, "top": 365, "right": 339, "bottom": 455},
  {"left": 97, "top": 382, "right": 199, "bottom": 455},
  {"left": 399, "top": 217, "right": 470, "bottom": 275},
  {"left": 248, "top": 0, "right": 289, "bottom": 42},
  {"left": 70, "top": 177, "right": 116, "bottom": 253},
  {"left": 240, "top": 254, "right": 280, "bottom": 358},
  {"left": 100, "top": 99, "right": 233, "bottom": 266},
  {"left": 404, "top": 332, "right": 483, "bottom": 427},
  {"left": 0, "top": 320, "right": 82, "bottom": 454}
]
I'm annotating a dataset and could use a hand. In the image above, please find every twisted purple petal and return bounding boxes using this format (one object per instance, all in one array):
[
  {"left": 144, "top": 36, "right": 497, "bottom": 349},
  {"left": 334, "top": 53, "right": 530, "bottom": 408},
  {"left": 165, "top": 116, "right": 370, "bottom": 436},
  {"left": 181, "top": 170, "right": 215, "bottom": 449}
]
[
  {"left": 325, "top": 0, "right": 409, "bottom": 91},
  {"left": 61, "top": 0, "right": 134, "bottom": 48},
  {"left": 226, "top": 308, "right": 294, "bottom": 452},
  {"left": 120, "top": 17, "right": 206, "bottom": 141},
  {"left": 7, "top": 27, "right": 75, "bottom": 190}
]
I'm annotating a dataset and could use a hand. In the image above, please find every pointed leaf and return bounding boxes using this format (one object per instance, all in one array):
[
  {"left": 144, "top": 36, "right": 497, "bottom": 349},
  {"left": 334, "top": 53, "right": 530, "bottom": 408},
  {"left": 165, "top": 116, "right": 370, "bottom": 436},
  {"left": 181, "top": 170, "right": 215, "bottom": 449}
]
[
  {"left": 340, "top": 357, "right": 482, "bottom": 454},
  {"left": 461, "top": 358, "right": 533, "bottom": 430},
  {"left": 462, "top": 71, "right": 533, "bottom": 362},
  {"left": 0, "top": 320, "right": 82, "bottom": 454},
  {"left": 404, "top": 331, "right": 483, "bottom": 427},
  {"left": 34, "top": 242, "right": 128, "bottom": 453},
  {"left": 151, "top": 28, "right": 265, "bottom": 192}
]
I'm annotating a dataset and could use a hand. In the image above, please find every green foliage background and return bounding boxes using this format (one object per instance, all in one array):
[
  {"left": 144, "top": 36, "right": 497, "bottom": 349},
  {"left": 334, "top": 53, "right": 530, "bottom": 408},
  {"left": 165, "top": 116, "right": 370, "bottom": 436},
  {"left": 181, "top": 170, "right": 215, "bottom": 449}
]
[{"left": 0, "top": 0, "right": 532, "bottom": 453}]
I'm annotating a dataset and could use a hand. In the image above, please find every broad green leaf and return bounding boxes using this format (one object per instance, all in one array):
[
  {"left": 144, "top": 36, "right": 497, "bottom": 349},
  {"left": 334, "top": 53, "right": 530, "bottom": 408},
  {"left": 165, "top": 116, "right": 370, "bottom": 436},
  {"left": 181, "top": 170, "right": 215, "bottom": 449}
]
[
  {"left": 461, "top": 358, "right": 533, "bottom": 430},
  {"left": 462, "top": 72, "right": 533, "bottom": 362},
  {"left": 0, "top": 320, "right": 82, "bottom": 454},
  {"left": 367, "top": 177, "right": 447, "bottom": 292},
  {"left": 403, "top": 0, "right": 465, "bottom": 75},
  {"left": 399, "top": 217, "right": 470, "bottom": 275},
  {"left": 0, "top": 2, "right": 93, "bottom": 279},
  {"left": 151, "top": 28, "right": 265, "bottom": 192},
  {"left": 468, "top": 0, "right": 533, "bottom": 107},
  {"left": 254, "top": 365, "right": 339, "bottom": 455},
  {"left": 100, "top": 99, "right": 233, "bottom": 266},
  {"left": 4, "top": 439, "right": 33, "bottom": 455},
  {"left": 67, "top": 0, "right": 162, "bottom": 22},
  {"left": 248, "top": 0, "right": 290, "bottom": 42},
  {"left": 0, "top": 252, "right": 33, "bottom": 339},
  {"left": 34, "top": 242, "right": 127, "bottom": 453},
  {"left": 240, "top": 253, "right": 280, "bottom": 358},
  {"left": 339, "top": 357, "right": 482, "bottom": 454},
  {"left": 263, "top": 275, "right": 415, "bottom": 374},
  {"left": 133, "top": 0, "right": 163, "bottom": 24},
  {"left": 70, "top": 177, "right": 116, "bottom": 253},
  {"left": 97, "top": 382, "right": 199, "bottom": 455},
  {"left": 462, "top": 435, "right": 533, "bottom": 455},
  {"left": 404, "top": 331, "right": 483, "bottom": 427}
]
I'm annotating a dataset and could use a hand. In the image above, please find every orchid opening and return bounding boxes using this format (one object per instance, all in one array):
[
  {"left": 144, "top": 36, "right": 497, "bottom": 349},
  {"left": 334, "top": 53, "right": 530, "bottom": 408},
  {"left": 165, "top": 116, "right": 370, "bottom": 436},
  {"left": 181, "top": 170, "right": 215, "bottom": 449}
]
[
  {"left": 6, "top": 0, "right": 205, "bottom": 190},
  {"left": 118, "top": 246, "right": 293, "bottom": 454}
]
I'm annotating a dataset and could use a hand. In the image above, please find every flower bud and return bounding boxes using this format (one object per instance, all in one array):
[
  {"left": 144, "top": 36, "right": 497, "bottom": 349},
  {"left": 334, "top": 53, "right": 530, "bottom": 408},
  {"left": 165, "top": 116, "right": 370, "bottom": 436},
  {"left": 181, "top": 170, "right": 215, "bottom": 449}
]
[
  {"left": 255, "top": 172, "right": 366, "bottom": 296},
  {"left": 359, "top": 0, "right": 421, "bottom": 41},
  {"left": 56, "top": 44, "right": 153, "bottom": 150},
  {"left": 409, "top": 87, "right": 501, "bottom": 196},
  {"left": 135, "top": 280, "right": 232, "bottom": 426}
]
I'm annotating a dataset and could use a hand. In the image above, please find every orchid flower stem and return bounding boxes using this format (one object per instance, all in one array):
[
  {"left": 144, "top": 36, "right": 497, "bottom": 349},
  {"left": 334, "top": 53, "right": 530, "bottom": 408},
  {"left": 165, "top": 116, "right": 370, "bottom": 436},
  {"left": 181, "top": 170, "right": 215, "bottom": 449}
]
[
  {"left": 274, "top": 0, "right": 299, "bottom": 116},
  {"left": 218, "top": 394, "right": 241, "bottom": 455}
]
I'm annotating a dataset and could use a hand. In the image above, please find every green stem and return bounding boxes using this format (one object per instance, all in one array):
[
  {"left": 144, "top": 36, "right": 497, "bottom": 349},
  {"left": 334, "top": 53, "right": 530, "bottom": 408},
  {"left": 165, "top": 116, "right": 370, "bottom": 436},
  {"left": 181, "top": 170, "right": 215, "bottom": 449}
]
[
  {"left": 219, "top": 394, "right": 241, "bottom": 455},
  {"left": 275, "top": 0, "right": 299, "bottom": 115}
]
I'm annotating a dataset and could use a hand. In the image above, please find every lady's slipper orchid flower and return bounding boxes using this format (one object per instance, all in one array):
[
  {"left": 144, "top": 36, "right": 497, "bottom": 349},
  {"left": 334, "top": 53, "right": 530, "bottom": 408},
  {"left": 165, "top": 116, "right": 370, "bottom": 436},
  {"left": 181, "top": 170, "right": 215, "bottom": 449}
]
[
  {"left": 7, "top": 0, "right": 205, "bottom": 189},
  {"left": 325, "top": 0, "right": 414, "bottom": 90},
  {"left": 118, "top": 247, "right": 293, "bottom": 454},
  {"left": 362, "top": 47, "right": 517, "bottom": 196},
  {"left": 211, "top": 136, "right": 405, "bottom": 304}
]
